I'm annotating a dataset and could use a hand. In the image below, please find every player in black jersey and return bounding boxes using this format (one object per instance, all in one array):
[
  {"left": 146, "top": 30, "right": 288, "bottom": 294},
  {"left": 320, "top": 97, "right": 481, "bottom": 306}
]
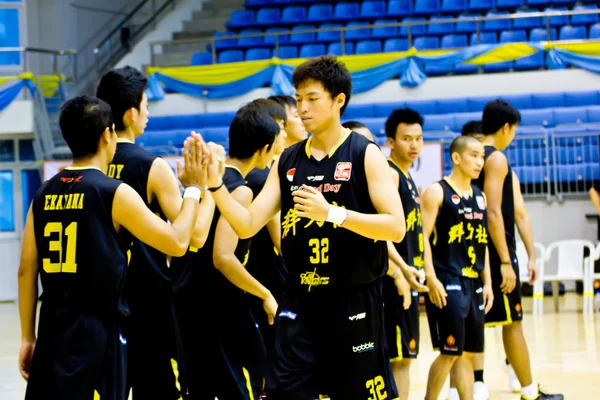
[
  {"left": 476, "top": 101, "right": 562, "bottom": 400},
  {"left": 171, "top": 106, "right": 282, "bottom": 400},
  {"left": 204, "top": 55, "right": 405, "bottom": 400},
  {"left": 342, "top": 120, "right": 374, "bottom": 141},
  {"left": 17, "top": 95, "right": 208, "bottom": 400},
  {"left": 96, "top": 66, "right": 215, "bottom": 400},
  {"left": 269, "top": 95, "right": 308, "bottom": 147},
  {"left": 421, "top": 135, "right": 493, "bottom": 400}
]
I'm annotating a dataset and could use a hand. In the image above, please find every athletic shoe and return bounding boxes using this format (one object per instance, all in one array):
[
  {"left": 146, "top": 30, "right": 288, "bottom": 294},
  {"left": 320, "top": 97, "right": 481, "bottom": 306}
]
[
  {"left": 520, "top": 386, "right": 564, "bottom": 400},
  {"left": 447, "top": 387, "right": 459, "bottom": 400},
  {"left": 474, "top": 381, "right": 489, "bottom": 400},
  {"left": 507, "top": 362, "right": 521, "bottom": 392}
]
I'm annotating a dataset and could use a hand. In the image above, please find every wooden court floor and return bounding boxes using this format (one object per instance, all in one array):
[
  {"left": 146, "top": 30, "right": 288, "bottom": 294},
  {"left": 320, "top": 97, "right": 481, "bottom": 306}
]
[{"left": 1, "top": 293, "right": 599, "bottom": 399}]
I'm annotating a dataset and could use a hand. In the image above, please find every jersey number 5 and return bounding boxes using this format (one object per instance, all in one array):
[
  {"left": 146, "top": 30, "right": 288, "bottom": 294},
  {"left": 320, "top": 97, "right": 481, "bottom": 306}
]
[
  {"left": 43, "top": 222, "right": 78, "bottom": 273},
  {"left": 309, "top": 238, "right": 329, "bottom": 264}
]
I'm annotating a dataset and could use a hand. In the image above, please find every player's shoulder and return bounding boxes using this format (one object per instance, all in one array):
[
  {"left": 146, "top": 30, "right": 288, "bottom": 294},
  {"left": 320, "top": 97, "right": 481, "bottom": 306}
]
[{"left": 423, "top": 181, "right": 444, "bottom": 202}]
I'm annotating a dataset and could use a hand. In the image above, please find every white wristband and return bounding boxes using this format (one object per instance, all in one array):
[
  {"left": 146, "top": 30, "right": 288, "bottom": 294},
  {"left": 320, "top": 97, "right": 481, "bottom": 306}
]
[
  {"left": 326, "top": 205, "right": 348, "bottom": 226},
  {"left": 391, "top": 268, "right": 401, "bottom": 279},
  {"left": 183, "top": 186, "right": 202, "bottom": 201}
]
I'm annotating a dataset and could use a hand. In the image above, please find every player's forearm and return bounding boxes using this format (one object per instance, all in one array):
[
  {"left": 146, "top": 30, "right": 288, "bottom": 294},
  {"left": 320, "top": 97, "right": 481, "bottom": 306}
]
[
  {"left": 17, "top": 269, "right": 38, "bottom": 342},
  {"left": 211, "top": 187, "right": 257, "bottom": 239},
  {"left": 342, "top": 211, "right": 405, "bottom": 242},
  {"left": 515, "top": 212, "right": 535, "bottom": 261},
  {"left": 213, "top": 255, "right": 271, "bottom": 300},
  {"left": 423, "top": 238, "right": 437, "bottom": 280},
  {"left": 267, "top": 214, "right": 282, "bottom": 255},
  {"left": 487, "top": 208, "right": 511, "bottom": 263},
  {"left": 590, "top": 188, "right": 600, "bottom": 215},
  {"left": 387, "top": 241, "right": 412, "bottom": 275},
  {"left": 190, "top": 192, "right": 215, "bottom": 248},
  {"left": 482, "top": 250, "right": 492, "bottom": 288},
  {"left": 168, "top": 198, "right": 201, "bottom": 256}
]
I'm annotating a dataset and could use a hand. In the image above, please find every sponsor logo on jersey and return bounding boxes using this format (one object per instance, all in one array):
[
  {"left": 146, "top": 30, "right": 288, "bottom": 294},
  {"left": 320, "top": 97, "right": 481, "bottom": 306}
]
[
  {"left": 278, "top": 310, "right": 297, "bottom": 320},
  {"left": 59, "top": 176, "right": 83, "bottom": 183},
  {"left": 287, "top": 168, "right": 296, "bottom": 182},
  {"left": 353, "top": 342, "right": 375, "bottom": 353},
  {"left": 334, "top": 162, "right": 352, "bottom": 181},
  {"left": 476, "top": 195, "right": 486, "bottom": 210},
  {"left": 451, "top": 194, "right": 460, "bottom": 205},
  {"left": 307, "top": 175, "right": 324, "bottom": 182},
  {"left": 349, "top": 312, "right": 366, "bottom": 321}
]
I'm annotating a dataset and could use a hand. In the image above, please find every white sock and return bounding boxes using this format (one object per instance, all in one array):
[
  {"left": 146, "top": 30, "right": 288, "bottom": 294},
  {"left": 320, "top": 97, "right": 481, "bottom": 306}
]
[{"left": 521, "top": 383, "right": 539, "bottom": 399}]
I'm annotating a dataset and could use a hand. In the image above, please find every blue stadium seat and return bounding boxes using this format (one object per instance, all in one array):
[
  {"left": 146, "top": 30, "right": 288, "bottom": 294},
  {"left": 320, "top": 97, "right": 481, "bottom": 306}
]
[
  {"left": 483, "top": 11, "right": 511, "bottom": 32},
  {"left": 202, "top": 127, "right": 230, "bottom": 145},
  {"left": 438, "top": 97, "right": 469, "bottom": 114},
  {"left": 333, "top": 3, "right": 360, "bottom": 21},
  {"left": 423, "top": 114, "right": 456, "bottom": 131},
  {"left": 344, "top": 103, "right": 377, "bottom": 119},
  {"left": 144, "top": 130, "right": 181, "bottom": 147},
  {"left": 245, "top": 0, "right": 272, "bottom": 6},
  {"left": 442, "top": 34, "right": 477, "bottom": 74},
  {"left": 590, "top": 23, "right": 600, "bottom": 39},
  {"left": 404, "top": 99, "right": 437, "bottom": 115},
  {"left": 191, "top": 52, "right": 213, "bottom": 65},
  {"left": 290, "top": 25, "right": 317, "bottom": 43},
  {"left": 307, "top": 4, "right": 333, "bottom": 23},
  {"left": 513, "top": 9, "right": 543, "bottom": 30},
  {"left": 218, "top": 49, "right": 244, "bottom": 63},
  {"left": 496, "top": 0, "right": 524, "bottom": 10},
  {"left": 359, "top": 117, "right": 386, "bottom": 136},
  {"left": 545, "top": 7, "right": 569, "bottom": 27},
  {"left": 277, "top": 46, "right": 299, "bottom": 59},
  {"left": 372, "top": 19, "right": 399, "bottom": 39},
  {"left": 529, "top": 27, "right": 557, "bottom": 41},
  {"left": 316, "top": 23, "right": 342, "bottom": 42},
  {"left": 454, "top": 112, "right": 483, "bottom": 130},
  {"left": 345, "top": 22, "right": 371, "bottom": 41},
  {"left": 401, "top": 17, "right": 427, "bottom": 36},
  {"left": 559, "top": 25, "right": 587, "bottom": 40},
  {"left": 442, "top": 0, "right": 467, "bottom": 13},
  {"left": 427, "top": 16, "right": 455, "bottom": 36},
  {"left": 255, "top": 8, "right": 280, "bottom": 27},
  {"left": 245, "top": 47, "right": 271, "bottom": 61},
  {"left": 228, "top": 10, "right": 254, "bottom": 29},
  {"left": 587, "top": 106, "right": 600, "bottom": 123},
  {"left": 281, "top": 6, "right": 307, "bottom": 24},
  {"left": 532, "top": 92, "right": 566, "bottom": 108},
  {"left": 384, "top": 38, "right": 410, "bottom": 52},
  {"left": 520, "top": 109, "right": 554, "bottom": 127},
  {"left": 327, "top": 41, "right": 354, "bottom": 55},
  {"left": 360, "top": 1, "right": 387, "bottom": 19},
  {"left": 466, "top": 96, "right": 497, "bottom": 112},
  {"left": 501, "top": 94, "right": 533, "bottom": 110},
  {"left": 571, "top": 5, "right": 599, "bottom": 25},
  {"left": 212, "top": 32, "right": 237, "bottom": 49},
  {"left": 388, "top": 0, "right": 413, "bottom": 18},
  {"left": 263, "top": 28, "right": 290, "bottom": 45},
  {"left": 414, "top": 0, "right": 441, "bottom": 16},
  {"left": 557, "top": 164, "right": 600, "bottom": 183},
  {"left": 414, "top": 36, "right": 439, "bottom": 50},
  {"left": 355, "top": 40, "right": 383, "bottom": 54},
  {"left": 564, "top": 90, "right": 599, "bottom": 107},
  {"left": 237, "top": 29, "right": 263, "bottom": 47},
  {"left": 424, "top": 131, "right": 459, "bottom": 141},
  {"left": 553, "top": 107, "right": 588, "bottom": 125},
  {"left": 456, "top": 14, "right": 480, "bottom": 34},
  {"left": 525, "top": 0, "right": 550, "bottom": 7},
  {"left": 373, "top": 101, "right": 405, "bottom": 118},
  {"left": 513, "top": 166, "right": 548, "bottom": 184},
  {"left": 470, "top": 31, "right": 497, "bottom": 45},
  {"left": 484, "top": 29, "right": 526, "bottom": 72},
  {"left": 197, "top": 112, "right": 236, "bottom": 128},
  {"left": 504, "top": 147, "right": 545, "bottom": 166},
  {"left": 468, "top": 0, "right": 493, "bottom": 12}
]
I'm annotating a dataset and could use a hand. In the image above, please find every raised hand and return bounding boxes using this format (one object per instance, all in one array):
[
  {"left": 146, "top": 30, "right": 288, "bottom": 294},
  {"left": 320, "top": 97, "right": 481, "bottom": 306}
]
[
  {"left": 206, "top": 142, "right": 226, "bottom": 189},
  {"left": 292, "top": 185, "right": 330, "bottom": 222},
  {"left": 177, "top": 135, "right": 207, "bottom": 189}
]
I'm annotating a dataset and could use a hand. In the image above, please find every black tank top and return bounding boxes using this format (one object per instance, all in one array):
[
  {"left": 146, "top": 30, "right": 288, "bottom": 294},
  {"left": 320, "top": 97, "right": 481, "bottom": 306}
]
[
  {"left": 431, "top": 179, "right": 488, "bottom": 278},
  {"left": 278, "top": 130, "right": 387, "bottom": 291},
  {"left": 388, "top": 159, "right": 424, "bottom": 269},
  {"left": 32, "top": 168, "right": 129, "bottom": 317},
  {"left": 108, "top": 141, "right": 170, "bottom": 282},
  {"left": 473, "top": 145, "right": 516, "bottom": 253}
]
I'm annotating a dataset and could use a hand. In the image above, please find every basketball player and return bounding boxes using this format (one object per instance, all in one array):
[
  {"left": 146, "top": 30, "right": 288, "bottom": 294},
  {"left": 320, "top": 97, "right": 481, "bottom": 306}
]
[
  {"left": 204, "top": 55, "right": 405, "bottom": 399},
  {"left": 476, "top": 100, "right": 563, "bottom": 400},
  {"left": 18, "top": 95, "right": 207, "bottom": 400},
  {"left": 384, "top": 108, "right": 427, "bottom": 400},
  {"left": 172, "top": 106, "right": 282, "bottom": 400},
  {"left": 342, "top": 120, "right": 374, "bottom": 141},
  {"left": 462, "top": 120, "right": 484, "bottom": 141},
  {"left": 96, "top": 66, "right": 215, "bottom": 400},
  {"left": 268, "top": 95, "right": 308, "bottom": 147},
  {"left": 421, "top": 135, "right": 493, "bottom": 400}
]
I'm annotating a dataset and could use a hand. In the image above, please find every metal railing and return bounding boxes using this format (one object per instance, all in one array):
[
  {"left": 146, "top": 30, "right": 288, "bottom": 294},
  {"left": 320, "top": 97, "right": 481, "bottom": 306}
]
[{"left": 148, "top": 8, "right": 600, "bottom": 66}]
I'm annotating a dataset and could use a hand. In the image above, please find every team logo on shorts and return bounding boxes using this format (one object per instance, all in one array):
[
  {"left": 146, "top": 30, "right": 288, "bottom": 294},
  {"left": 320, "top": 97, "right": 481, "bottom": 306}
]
[
  {"left": 451, "top": 194, "right": 460, "bottom": 205},
  {"left": 476, "top": 195, "right": 486, "bottom": 210},
  {"left": 286, "top": 168, "right": 296, "bottom": 182},
  {"left": 334, "top": 162, "right": 352, "bottom": 181},
  {"left": 409, "top": 339, "right": 417, "bottom": 350},
  {"left": 515, "top": 303, "right": 522, "bottom": 313},
  {"left": 443, "top": 335, "right": 459, "bottom": 352}
]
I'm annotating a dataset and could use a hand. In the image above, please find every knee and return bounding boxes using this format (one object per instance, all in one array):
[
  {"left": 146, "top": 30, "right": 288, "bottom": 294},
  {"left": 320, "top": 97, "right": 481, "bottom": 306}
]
[
  {"left": 438, "top": 354, "right": 460, "bottom": 366},
  {"left": 398, "top": 358, "right": 412, "bottom": 369},
  {"left": 503, "top": 320, "right": 522, "bottom": 333}
]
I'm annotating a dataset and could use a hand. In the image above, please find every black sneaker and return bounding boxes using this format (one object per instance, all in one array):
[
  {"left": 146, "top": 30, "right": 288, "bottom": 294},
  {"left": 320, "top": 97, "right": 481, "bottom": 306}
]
[{"left": 520, "top": 386, "right": 564, "bottom": 400}]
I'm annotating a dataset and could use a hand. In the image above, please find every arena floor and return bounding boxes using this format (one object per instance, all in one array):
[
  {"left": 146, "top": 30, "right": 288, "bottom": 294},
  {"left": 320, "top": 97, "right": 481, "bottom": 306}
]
[{"left": 1, "top": 293, "right": 598, "bottom": 399}]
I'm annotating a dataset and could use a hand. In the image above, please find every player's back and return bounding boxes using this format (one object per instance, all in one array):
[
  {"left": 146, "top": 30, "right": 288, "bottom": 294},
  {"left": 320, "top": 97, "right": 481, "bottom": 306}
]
[{"left": 32, "top": 167, "right": 129, "bottom": 317}]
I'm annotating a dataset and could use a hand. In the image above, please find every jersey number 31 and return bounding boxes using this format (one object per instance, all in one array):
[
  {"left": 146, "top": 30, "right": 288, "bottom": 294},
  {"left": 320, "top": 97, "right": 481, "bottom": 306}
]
[{"left": 42, "top": 222, "right": 78, "bottom": 273}]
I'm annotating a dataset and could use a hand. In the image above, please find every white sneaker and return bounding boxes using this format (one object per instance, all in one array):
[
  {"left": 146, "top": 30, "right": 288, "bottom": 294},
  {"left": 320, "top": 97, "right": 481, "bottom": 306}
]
[
  {"left": 474, "top": 381, "right": 489, "bottom": 400},
  {"left": 507, "top": 363, "right": 521, "bottom": 392},
  {"left": 447, "top": 387, "right": 460, "bottom": 400}
]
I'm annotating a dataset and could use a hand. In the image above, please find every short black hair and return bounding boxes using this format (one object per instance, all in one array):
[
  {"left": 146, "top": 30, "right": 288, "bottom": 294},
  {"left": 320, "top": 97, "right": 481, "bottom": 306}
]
[
  {"left": 482, "top": 100, "right": 521, "bottom": 135},
  {"left": 245, "top": 98, "right": 287, "bottom": 125},
  {"left": 228, "top": 107, "right": 280, "bottom": 159},
  {"left": 292, "top": 55, "right": 352, "bottom": 116},
  {"left": 342, "top": 120, "right": 367, "bottom": 130},
  {"left": 461, "top": 120, "right": 483, "bottom": 136},
  {"left": 96, "top": 66, "right": 148, "bottom": 131},
  {"left": 450, "top": 135, "right": 481, "bottom": 157},
  {"left": 385, "top": 108, "right": 424, "bottom": 138},
  {"left": 268, "top": 95, "right": 297, "bottom": 109},
  {"left": 59, "top": 95, "right": 114, "bottom": 159}
]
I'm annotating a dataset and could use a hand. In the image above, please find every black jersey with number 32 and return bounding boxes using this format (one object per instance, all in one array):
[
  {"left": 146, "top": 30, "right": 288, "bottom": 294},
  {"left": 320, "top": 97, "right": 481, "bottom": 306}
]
[
  {"left": 388, "top": 160, "right": 424, "bottom": 269},
  {"left": 278, "top": 130, "right": 387, "bottom": 292},
  {"left": 32, "top": 168, "right": 130, "bottom": 317},
  {"left": 431, "top": 179, "right": 488, "bottom": 278}
]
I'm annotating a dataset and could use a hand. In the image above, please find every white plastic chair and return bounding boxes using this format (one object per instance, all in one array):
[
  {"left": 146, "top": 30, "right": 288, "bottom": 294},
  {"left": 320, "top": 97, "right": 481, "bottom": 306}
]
[
  {"left": 544, "top": 240, "right": 597, "bottom": 313},
  {"left": 516, "top": 241, "right": 545, "bottom": 315}
]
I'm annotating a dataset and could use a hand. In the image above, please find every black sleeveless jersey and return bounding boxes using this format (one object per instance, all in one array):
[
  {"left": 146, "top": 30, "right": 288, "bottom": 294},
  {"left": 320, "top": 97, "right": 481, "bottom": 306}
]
[
  {"left": 473, "top": 145, "right": 516, "bottom": 253},
  {"left": 388, "top": 160, "right": 424, "bottom": 269},
  {"left": 431, "top": 179, "right": 488, "bottom": 278},
  {"left": 107, "top": 141, "right": 169, "bottom": 282},
  {"left": 278, "top": 130, "right": 387, "bottom": 292},
  {"left": 32, "top": 168, "right": 129, "bottom": 317}
]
